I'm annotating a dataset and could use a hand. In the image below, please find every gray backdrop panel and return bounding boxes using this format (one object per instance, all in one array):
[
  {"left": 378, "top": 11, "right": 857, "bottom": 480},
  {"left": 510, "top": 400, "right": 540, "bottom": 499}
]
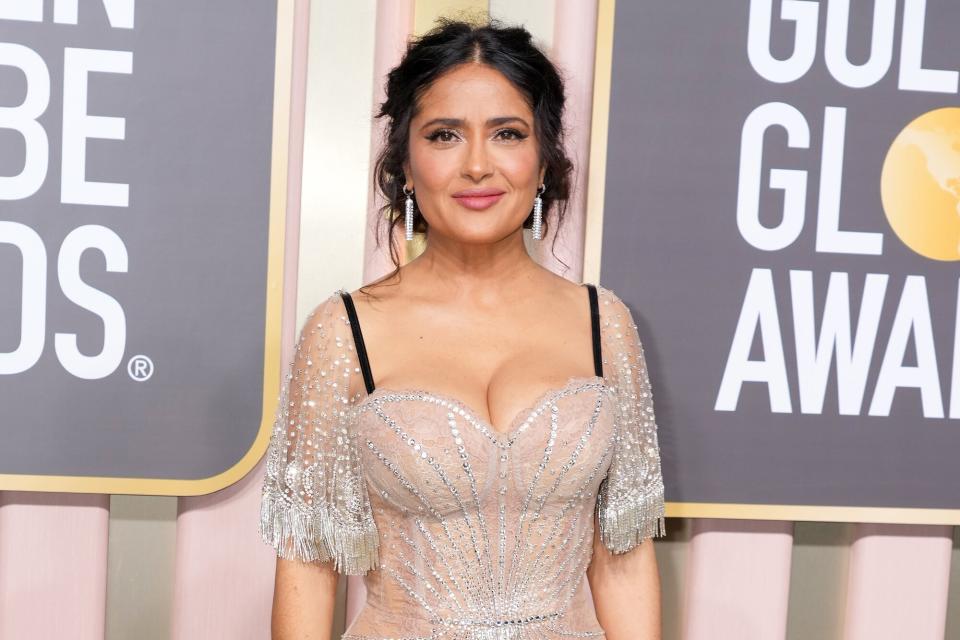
[
  {"left": 0, "top": 3, "right": 277, "bottom": 482},
  {"left": 600, "top": 2, "right": 959, "bottom": 510}
]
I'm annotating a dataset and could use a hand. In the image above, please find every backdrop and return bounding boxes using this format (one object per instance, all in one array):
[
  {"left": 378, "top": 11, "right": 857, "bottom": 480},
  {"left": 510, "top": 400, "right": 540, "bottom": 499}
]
[
  {"left": 599, "top": 0, "right": 960, "bottom": 522},
  {"left": 0, "top": 1, "right": 283, "bottom": 494}
]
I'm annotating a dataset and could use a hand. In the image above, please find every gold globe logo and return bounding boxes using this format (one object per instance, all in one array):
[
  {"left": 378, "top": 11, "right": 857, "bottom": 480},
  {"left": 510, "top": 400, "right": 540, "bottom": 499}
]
[{"left": 880, "top": 107, "right": 960, "bottom": 262}]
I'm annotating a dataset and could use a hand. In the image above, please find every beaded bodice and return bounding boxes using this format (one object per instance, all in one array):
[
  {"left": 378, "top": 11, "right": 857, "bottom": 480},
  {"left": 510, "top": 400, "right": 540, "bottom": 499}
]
[{"left": 259, "top": 284, "right": 666, "bottom": 640}]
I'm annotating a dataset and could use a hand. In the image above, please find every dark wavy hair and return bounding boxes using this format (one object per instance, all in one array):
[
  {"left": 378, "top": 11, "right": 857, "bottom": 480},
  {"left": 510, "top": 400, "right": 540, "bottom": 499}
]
[{"left": 365, "top": 16, "right": 574, "bottom": 290}]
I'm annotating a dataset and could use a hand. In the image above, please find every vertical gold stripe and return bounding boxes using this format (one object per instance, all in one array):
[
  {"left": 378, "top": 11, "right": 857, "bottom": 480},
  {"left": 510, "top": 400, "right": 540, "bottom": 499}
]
[
  {"left": 414, "top": 0, "right": 489, "bottom": 35},
  {"left": 582, "top": 0, "right": 615, "bottom": 284}
]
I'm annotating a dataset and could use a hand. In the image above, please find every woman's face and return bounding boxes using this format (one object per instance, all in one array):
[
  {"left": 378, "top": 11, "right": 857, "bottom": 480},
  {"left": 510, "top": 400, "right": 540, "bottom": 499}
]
[{"left": 404, "top": 63, "right": 545, "bottom": 244}]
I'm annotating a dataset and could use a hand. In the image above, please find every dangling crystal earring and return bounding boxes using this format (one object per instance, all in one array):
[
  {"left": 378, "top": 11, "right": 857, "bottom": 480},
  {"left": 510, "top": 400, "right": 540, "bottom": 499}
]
[
  {"left": 531, "top": 183, "right": 545, "bottom": 240},
  {"left": 403, "top": 185, "right": 415, "bottom": 240}
]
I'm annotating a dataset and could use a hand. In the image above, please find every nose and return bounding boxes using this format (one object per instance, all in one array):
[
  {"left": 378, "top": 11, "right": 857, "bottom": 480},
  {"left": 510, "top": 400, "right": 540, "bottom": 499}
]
[{"left": 461, "top": 137, "right": 493, "bottom": 182}]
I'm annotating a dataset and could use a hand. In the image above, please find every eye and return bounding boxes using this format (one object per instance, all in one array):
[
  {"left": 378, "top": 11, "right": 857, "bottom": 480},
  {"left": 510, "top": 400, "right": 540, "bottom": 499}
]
[
  {"left": 426, "top": 128, "right": 459, "bottom": 143},
  {"left": 495, "top": 128, "right": 527, "bottom": 141}
]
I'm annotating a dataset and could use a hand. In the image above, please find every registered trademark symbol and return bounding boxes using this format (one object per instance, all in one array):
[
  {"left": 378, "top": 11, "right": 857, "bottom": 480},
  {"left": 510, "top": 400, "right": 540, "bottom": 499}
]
[{"left": 127, "top": 355, "right": 154, "bottom": 381}]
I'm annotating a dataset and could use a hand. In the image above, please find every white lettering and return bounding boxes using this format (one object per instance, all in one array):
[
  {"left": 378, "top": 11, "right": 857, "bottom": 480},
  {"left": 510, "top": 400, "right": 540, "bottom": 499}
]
[
  {"left": 0, "top": 43, "right": 50, "bottom": 200},
  {"left": 747, "top": 0, "right": 819, "bottom": 83},
  {"left": 898, "top": 0, "right": 958, "bottom": 93},
  {"left": 815, "top": 107, "right": 883, "bottom": 255},
  {"left": 869, "top": 275, "right": 944, "bottom": 418},
  {"left": 824, "top": 0, "right": 896, "bottom": 89},
  {"left": 0, "top": 0, "right": 42, "bottom": 21},
  {"left": 790, "top": 270, "right": 888, "bottom": 415},
  {"left": 737, "top": 101, "right": 810, "bottom": 251},
  {"left": 54, "top": 224, "right": 128, "bottom": 380},
  {"left": 53, "top": 0, "right": 135, "bottom": 29},
  {"left": 61, "top": 47, "right": 132, "bottom": 207},
  {"left": 716, "top": 268, "right": 792, "bottom": 413},
  {"left": 0, "top": 221, "right": 47, "bottom": 375}
]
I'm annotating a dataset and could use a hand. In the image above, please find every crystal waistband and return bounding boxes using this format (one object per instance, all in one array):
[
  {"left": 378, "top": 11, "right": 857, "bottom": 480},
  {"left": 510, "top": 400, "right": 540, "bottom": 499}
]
[{"left": 438, "top": 610, "right": 560, "bottom": 629}]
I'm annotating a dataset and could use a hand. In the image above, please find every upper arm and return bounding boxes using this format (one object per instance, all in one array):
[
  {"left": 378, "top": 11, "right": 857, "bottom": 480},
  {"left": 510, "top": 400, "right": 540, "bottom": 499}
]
[
  {"left": 594, "top": 286, "right": 666, "bottom": 554},
  {"left": 259, "top": 290, "right": 380, "bottom": 571}
]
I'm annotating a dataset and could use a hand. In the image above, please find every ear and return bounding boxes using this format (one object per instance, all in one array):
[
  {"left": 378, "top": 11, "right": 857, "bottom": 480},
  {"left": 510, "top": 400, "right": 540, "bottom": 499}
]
[
  {"left": 538, "top": 165, "right": 547, "bottom": 186},
  {"left": 402, "top": 161, "right": 412, "bottom": 189}
]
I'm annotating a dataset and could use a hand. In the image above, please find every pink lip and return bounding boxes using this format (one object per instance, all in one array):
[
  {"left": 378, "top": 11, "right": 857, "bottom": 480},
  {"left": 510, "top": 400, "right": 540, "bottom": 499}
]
[{"left": 452, "top": 189, "right": 505, "bottom": 211}]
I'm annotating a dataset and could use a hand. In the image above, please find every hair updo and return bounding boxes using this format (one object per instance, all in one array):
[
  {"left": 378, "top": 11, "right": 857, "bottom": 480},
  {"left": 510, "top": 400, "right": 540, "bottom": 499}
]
[{"left": 369, "top": 16, "right": 574, "bottom": 285}]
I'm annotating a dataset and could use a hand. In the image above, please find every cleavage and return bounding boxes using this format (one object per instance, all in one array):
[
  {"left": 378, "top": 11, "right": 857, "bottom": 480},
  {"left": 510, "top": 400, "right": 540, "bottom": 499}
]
[{"left": 374, "top": 370, "right": 598, "bottom": 437}]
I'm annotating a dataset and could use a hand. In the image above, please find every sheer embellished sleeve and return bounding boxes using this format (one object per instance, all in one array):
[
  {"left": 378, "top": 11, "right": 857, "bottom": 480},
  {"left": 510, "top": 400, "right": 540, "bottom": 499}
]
[
  {"left": 258, "top": 290, "right": 380, "bottom": 574},
  {"left": 595, "top": 285, "right": 667, "bottom": 553}
]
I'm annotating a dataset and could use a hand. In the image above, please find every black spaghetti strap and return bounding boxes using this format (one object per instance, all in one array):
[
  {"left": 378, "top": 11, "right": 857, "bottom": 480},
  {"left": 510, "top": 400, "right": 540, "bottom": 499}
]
[
  {"left": 339, "top": 290, "right": 376, "bottom": 394},
  {"left": 586, "top": 284, "right": 604, "bottom": 377}
]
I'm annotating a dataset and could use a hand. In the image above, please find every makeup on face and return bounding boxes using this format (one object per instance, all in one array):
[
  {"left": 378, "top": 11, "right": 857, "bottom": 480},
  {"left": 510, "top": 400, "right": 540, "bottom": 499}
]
[
  {"left": 406, "top": 64, "right": 543, "bottom": 234},
  {"left": 451, "top": 187, "right": 506, "bottom": 210}
]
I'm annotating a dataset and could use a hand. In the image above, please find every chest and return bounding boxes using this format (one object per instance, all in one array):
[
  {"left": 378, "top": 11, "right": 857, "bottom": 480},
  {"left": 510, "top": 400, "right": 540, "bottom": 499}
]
[{"left": 353, "top": 378, "right": 619, "bottom": 517}]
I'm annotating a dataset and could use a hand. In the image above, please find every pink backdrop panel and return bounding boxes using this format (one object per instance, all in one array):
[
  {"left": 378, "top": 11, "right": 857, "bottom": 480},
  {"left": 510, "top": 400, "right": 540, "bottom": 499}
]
[
  {"left": 0, "top": 493, "right": 109, "bottom": 640},
  {"left": 683, "top": 519, "right": 794, "bottom": 640},
  {"left": 843, "top": 523, "right": 953, "bottom": 640}
]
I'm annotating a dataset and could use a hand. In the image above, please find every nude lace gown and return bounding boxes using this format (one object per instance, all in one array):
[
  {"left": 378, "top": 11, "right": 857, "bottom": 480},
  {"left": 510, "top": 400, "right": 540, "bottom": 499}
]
[{"left": 259, "top": 283, "right": 666, "bottom": 639}]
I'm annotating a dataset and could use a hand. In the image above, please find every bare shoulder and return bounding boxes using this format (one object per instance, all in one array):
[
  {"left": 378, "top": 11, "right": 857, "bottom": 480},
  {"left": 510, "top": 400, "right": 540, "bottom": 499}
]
[
  {"left": 341, "top": 276, "right": 411, "bottom": 347},
  {"left": 535, "top": 269, "right": 593, "bottom": 304},
  {"left": 346, "top": 279, "right": 405, "bottom": 315},
  {"left": 346, "top": 266, "right": 407, "bottom": 304}
]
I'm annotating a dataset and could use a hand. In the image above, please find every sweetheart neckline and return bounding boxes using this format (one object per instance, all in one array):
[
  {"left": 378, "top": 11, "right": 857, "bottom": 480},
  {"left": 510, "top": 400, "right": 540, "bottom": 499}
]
[{"left": 356, "top": 374, "right": 610, "bottom": 447}]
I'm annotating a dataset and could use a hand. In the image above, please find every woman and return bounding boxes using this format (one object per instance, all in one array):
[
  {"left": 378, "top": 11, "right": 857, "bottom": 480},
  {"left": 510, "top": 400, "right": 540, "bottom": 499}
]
[{"left": 259, "top": 18, "right": 666, "bottom": 640}]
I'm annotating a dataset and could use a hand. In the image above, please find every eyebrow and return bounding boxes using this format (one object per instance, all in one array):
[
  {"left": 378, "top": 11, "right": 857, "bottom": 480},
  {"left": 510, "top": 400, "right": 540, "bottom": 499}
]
[{"left": 419, "top": 116, "right": 529, "bottom": 131}]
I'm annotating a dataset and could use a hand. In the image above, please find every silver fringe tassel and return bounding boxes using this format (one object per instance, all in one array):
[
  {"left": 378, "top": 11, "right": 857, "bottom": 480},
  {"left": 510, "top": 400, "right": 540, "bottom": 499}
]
[
  {"left": 259, "top": 488, "right": 380, "bottom": 575},
  {"left": 596, "top": 482, "right": 666, "bottom": 554}
]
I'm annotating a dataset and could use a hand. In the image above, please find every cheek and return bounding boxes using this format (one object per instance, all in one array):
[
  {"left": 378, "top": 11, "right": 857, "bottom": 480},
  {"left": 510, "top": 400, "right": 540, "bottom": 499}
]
[
  {"left": 409, "top": 146, "right": 454, "bottom": 192},
  {"left": 496, "top": 146, "right": 541, "bottom": 182}
]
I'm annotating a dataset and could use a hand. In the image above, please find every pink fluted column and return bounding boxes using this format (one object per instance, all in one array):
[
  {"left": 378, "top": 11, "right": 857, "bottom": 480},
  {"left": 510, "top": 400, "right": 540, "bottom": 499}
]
[
  {"left": 0, "top": 493, "right": 109, "bottom": 640},
  {"left": 169, "top": 0, "right": 310, "bottom": 637},
  {"left": 362, "top": 0, "right": 416, "bottom": 285},
  {"left": 683, "top": 519, "right": 794, "bottom": 639},
  {"left": 350, "top": 0, "right": 415, "bottom": 628},
  {"left": 538, "top": 0, "right": 598, "bottom": 281},
  {"left": 842, "top": 523, "right": 952, "bottom": 640}
]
